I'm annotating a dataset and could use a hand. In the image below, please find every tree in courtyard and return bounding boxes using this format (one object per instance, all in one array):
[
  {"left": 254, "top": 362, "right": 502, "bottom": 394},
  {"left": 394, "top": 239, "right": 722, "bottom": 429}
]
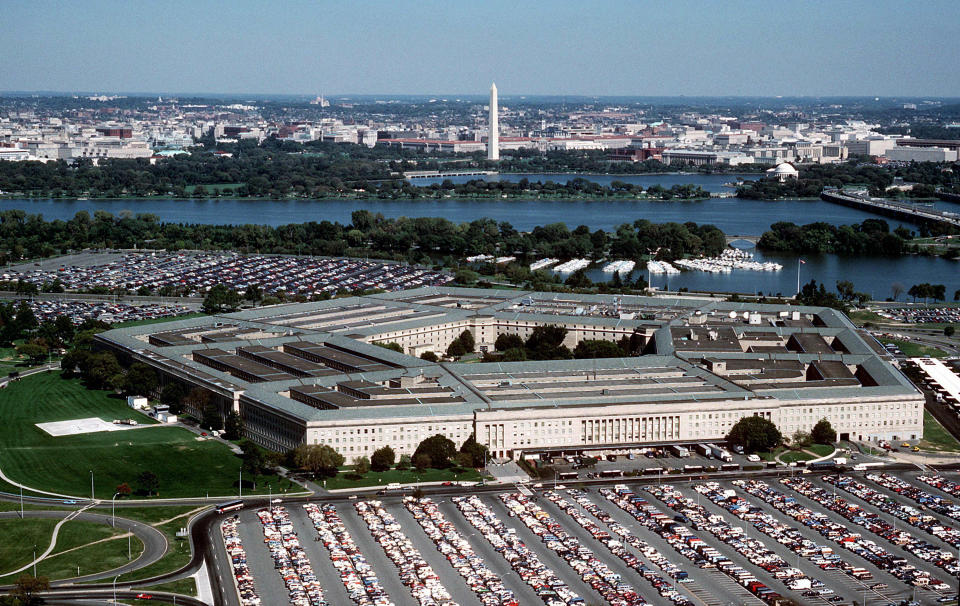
[
  {"left": 353, "top": 456, "right": 371, "bottom": 476},
  {"left": 525, "top": 324, "right": 572, "bottom": 360},
  {"left": 459, "top": 433, "right": 489, "bottom": 467},
  {"left": 573, "top": 339, "right": 625, "bottom": 359},
  {"left": 136, "top": 471, "right": 159, "bottom": 496},
  {"left": 495, "top": 333, "right": 524, "bottom": 352},
  {"left": 224, "top": 411, "right": 244, "bottom": 441},
  {"left": 790, "top": 430, "right": 812, "bottom": 448},
  {"left": 123, "top": 362, "right": 158, "bottom": 396},
  {"left": 292, "top": 444, "right": 344, "bottom": 478},
  {"left": 419, "top": 351, "right": 439, "bottom": 362},
  {"left": 457, "top": 329, "right": 475, "bottom": 352},
  {"left": 726, "top": 416, "right": 782, "bottom": 454},
  {"left": 413, "top": 434, "right": 457, "bottom": 469},
  {"left": 811, "top": 418, "right": 838, "bottom": 445},
  {"left": 371, "top": 445, "right": 396, "bottom": 472}
]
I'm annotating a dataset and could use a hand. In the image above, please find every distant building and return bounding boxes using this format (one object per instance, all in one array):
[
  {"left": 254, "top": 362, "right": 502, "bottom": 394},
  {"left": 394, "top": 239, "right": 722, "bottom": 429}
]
[
  {"left": 886, "top": 146, "right": 958, "bottom": 163},
  {"left": 96, "top": 126, "right": 132, "bottom": 138},
  {"left": 661, "top": 150, "right": 753, "bottom": 166},
  {"left": 766, "top": 162, "right": 799, "bottom": 182}
]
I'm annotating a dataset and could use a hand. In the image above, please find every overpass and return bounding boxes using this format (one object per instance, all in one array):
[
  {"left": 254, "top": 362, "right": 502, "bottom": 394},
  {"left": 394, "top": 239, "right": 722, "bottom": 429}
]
[
  {"left": 405, "top": 170, "right": 498, "bottom": 179},
  {"left": 725, "top": 235, "right": 760, "bottom": 246},
  {"left": 821, "top": 188, "right": 960, "bottom": 230}
]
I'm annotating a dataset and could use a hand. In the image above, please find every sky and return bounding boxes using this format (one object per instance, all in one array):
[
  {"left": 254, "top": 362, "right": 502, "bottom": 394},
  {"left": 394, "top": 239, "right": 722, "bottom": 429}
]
[{"left": 2, "top": 0, "right": 958, "bottom": 97}]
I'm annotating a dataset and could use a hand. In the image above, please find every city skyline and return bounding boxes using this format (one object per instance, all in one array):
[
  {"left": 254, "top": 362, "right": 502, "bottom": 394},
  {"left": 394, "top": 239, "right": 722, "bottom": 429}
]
[{"left": 1, "top": 1, "right": 959, "bottom": 97}]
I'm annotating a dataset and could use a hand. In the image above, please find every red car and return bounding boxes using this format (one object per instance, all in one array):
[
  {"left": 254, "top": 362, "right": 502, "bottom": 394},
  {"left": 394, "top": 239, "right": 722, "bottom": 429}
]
[{"left": 135, "top": 594, "right": 152, "bottom": 600}]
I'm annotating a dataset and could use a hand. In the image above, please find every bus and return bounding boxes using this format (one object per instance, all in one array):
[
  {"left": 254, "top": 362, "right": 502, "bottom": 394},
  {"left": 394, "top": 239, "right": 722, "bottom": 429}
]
[
  {"left": 215, "top": 499, "right": 243, "bottom": 514},
  {"left": 558, "top": 472, "right": 579, "bottom": 480},
  {"left": 599, "top": 469, "right": 622, "bottom": 478}
]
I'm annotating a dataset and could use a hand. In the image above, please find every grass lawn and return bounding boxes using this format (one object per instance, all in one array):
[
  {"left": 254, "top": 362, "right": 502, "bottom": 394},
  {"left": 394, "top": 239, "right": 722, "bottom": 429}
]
[
  {"left": 919, "top": 410, "right": 960, "bottom": 453},
  {"left": 808, "top": 443, "right": 836, "bottom": 457},
  {"left": 142, "top": 577, "right": 197, "bottom": 596},
  {"left": 0, "top": 372, "right": 293, "bottom": 499},
  {"left": 31, "top": 531, "right": 144, "bottom": 581},
  {"left": 0, "top": 518, "right": 126, "bottom": 580},
  {"left": 322, "top": 467, "right": 482, "bottom": 491},
  {"left": 879, "top": 338, "right": 949, "bottom": 359},
  {"left": 114, "top": 518, "right": 192, "bottom": 583},
  {"left": 780, "top": 450, "right": 816, "bottom": 464},
  {"left": 757, "top": 447, "right": 787, "bottom": 462}
]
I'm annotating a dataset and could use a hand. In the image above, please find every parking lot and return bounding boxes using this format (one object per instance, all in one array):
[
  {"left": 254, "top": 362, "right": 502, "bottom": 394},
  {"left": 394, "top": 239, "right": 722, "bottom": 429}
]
[
  {"left": 214, "top": 470, "right": 960, "bottom": 606},
  {"left": 2, "top": 251, "right": 452, "bottom": 298}
]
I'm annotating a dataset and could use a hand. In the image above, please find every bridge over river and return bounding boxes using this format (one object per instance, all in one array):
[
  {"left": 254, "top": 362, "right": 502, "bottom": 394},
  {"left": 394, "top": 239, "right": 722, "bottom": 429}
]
[
  {"left": 822, "top": 188, "right": 960, "bottom": 229},
  {"left": 725, "top": 235, "right": 760, "bottom": 246}
]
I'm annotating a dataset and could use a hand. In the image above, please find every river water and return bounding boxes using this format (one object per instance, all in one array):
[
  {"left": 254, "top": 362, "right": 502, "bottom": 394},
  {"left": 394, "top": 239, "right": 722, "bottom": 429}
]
[{"left": 1, "top": 172, "right": 956, "bottom": 296}]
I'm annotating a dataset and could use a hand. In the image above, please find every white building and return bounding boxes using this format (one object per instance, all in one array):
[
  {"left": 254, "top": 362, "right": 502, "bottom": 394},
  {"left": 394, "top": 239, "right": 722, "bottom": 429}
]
[{"left": 885, "top": 146, "right": 958, "bottom": 163}]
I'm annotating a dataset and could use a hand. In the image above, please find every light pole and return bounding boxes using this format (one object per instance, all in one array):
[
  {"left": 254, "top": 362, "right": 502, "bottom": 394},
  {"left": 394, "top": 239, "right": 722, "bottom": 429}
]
[
  {"left": 113, "top": 574, "right": 120, "bottom": 603},
  {"left": 112, "top": 492, "right": 121, "bottom": 527},
  {"left": 32, "top": 545, "right": 37, "bottom": 577},
  {"left": 20, "top": 485, "right": 23, "bottom": 519},
  {"left": 90, "top": 470, "right": 94, "bottom": 501},
  {"left": 239, "top": 469, "right": 242, "bottom": 498}
]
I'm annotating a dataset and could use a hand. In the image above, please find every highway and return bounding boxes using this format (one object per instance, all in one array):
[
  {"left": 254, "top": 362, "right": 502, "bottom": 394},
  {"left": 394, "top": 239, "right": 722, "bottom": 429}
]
[{"left": 0, "top": 509, "right": 168, "bottom": 584}]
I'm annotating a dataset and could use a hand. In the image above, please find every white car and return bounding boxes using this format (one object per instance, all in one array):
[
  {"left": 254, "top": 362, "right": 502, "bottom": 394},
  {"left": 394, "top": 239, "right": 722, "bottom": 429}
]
[{"left": 747, "top": 454, "right": 761, "bottom": 462}]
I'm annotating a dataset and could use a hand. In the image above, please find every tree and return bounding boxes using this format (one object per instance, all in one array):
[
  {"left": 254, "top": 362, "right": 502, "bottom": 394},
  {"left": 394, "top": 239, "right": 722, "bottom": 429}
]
[
  {"left": 84, "top": 351, "right": 123, "bottom": 389},
  {"left": 202, "top": 283, "right": 241, "bottom": 314},
  {"left": 240, "top": 440, "right": 268, "bottom": 488},
  {"left": 200, "top": 401, "right": 223, "bottom": 431},
  {"left": 791, "top": 430, "right": 812, "bottom": 448},
  {"left": 419, "top": 351, "right": 439, "bottom": 362},
  {"left": 811, "top": 418, "right": 837, "bottom": 445},
  {"left": 891, "top": 282, "right": 905, "bottom": 301},
  {"left": 726, "top": 416, "right": 782, "bottom": 454},
  {"left": 396, "top": 454, "right": 412, "bottom": 470},
  {"left": 136, "top": 471, "right": 159, "bottom": 496},
  {"left": 495, "top": 333, "right": 524, "bottom": 351},
  {"left": 375, "top": 341, "right": 403, "bottom": 353},
  {"left": 564, "top": 268, "right": 592, "bottom": 288},
  {"left": 293, "top": 444, "right": 344, "bottom": 478},
  {"left": 525, "top": 324, "right": 572, "bottom": 360},
  {"left": 457, "top": 329, "right": 475, "bottom": 352},
  {"left": 413, "top": 452, "right": 432, "bottom": 471},
  {"left": 244, "top": 284, "right": 262, "bottom": 303},
  {"left": 160, "top": 382, "right": 187, "bottom": 414},
  {"left": 353, "top": 456, "right": 371, "bottom": 476},
  {"left": 413, "top": 434, "right": 457, "bottom": 469},
  {"left": 371, "top": 445, "right": 396, "bottom": 472},
  {"left": 116, "top": 482, "right": 132, "bottom": 497},
  {"left": 459, "top": 433, "right": 488, "bottom": 467},
  {"left": 573, "top": 339, "right": 625, "bottom": 359},
  {"left": 945, "top": 326, "right": 956, "bottom": 338},
  {"left": 224, "top": 411, "right": 244, "bottom": 440},
  {"left": 123, "top": 362, "right": 158, "bottom": 396},
  {"left": 9, "top": 574, "right": 49, "bottom": 605},
  {"left": 446, "top": 338, "right": 467, "bottom": 358},
  {"left": 15, "top": 342, "right": 46, "bottom": 363}
]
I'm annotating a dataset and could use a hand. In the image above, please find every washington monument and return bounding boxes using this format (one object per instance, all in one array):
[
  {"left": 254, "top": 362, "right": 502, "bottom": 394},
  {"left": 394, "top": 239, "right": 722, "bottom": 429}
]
[{"left": 487, "top": 82, "right": 499, "bottom": 161}]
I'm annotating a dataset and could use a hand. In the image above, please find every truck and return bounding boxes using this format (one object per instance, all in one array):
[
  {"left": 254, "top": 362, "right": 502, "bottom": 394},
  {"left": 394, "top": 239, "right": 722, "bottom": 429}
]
[
  {"left": 708, "top": 444, "right": 733, "bottom": 462},
  {"left": 670, "top": 445, "right": 691, "bottom": 458},
  {"left": 695, "top": 443, "right": 711, "bottom": 458}
]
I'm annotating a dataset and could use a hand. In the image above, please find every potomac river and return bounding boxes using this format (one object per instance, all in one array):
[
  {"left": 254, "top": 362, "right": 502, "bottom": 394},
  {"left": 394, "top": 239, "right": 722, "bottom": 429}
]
[{"left": 2, "top": 173, "right": 957, "bottom": 296}]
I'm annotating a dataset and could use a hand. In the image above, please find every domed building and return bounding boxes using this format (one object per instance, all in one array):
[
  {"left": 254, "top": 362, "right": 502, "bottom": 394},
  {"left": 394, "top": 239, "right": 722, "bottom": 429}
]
[{"left": 767, "top": 162, "right": 799, "bottom": 182}]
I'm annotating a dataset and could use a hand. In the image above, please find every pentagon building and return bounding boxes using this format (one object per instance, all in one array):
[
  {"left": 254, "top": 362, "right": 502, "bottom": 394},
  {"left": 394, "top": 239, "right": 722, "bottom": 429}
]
[{"left": 95, "top": 287, "right": 923, "bottom": 458}]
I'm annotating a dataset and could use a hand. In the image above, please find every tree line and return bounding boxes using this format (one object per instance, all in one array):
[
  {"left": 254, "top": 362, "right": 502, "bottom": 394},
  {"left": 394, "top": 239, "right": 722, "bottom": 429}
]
[
  {"left": 0, "top": 209, "right": 728, "bottom": 271},
  {"left": 757, "top": 218, "right": 912, "bottom": 256}
]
